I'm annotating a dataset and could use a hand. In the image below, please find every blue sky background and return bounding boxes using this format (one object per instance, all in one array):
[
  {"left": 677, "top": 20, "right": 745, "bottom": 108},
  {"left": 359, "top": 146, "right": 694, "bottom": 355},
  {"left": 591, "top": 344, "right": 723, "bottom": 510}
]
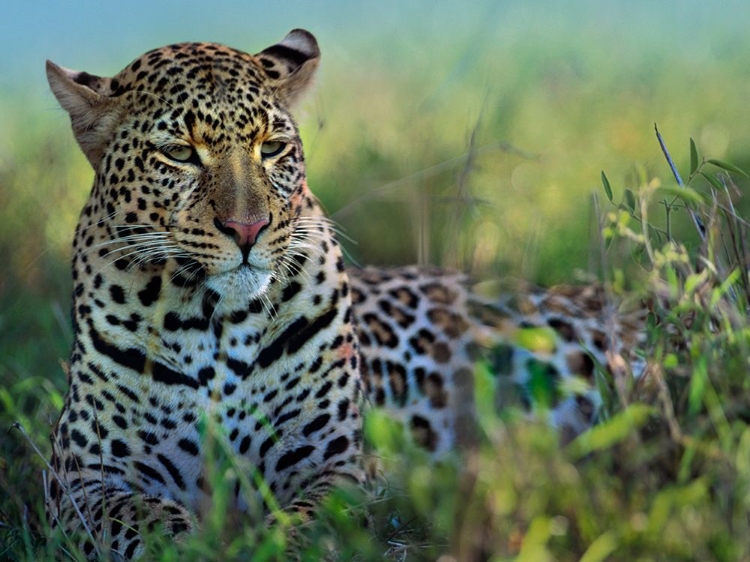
[{"left": 2, "top": 0, "right": 749, "bottom": 97}]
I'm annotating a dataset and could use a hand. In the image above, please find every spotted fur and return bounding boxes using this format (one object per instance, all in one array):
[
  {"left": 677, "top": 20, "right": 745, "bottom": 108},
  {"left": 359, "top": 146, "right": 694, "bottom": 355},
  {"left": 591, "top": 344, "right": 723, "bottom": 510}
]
[
  {"left": 47, "top": 30, "right": 362, "bottom": 558},
  {"left": 351, "top": 267, "right": 646, "bottom": 453},
  {"left": 46, "top": 29, "right": 647, "bottom": 558}
]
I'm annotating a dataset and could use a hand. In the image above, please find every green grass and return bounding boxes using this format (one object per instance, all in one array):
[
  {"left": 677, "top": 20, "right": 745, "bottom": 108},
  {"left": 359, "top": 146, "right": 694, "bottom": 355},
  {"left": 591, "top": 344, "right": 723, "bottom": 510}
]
[{"left": 4, "top": 19, "right": 750, "bottom": 560}]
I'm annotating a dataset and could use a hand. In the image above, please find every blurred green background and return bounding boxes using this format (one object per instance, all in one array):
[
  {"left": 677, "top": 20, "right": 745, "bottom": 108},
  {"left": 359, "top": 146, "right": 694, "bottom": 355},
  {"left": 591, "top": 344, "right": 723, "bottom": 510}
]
[{"left": 2, "top": 0, "right": 750, "bottom": 545}]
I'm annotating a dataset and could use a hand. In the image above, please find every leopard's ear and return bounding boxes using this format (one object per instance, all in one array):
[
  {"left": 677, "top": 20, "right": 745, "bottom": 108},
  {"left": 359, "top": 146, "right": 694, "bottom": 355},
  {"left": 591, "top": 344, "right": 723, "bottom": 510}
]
[
  {"left": 256, "top": 29, "right": 320, "bottom": 109},
  {"left": 46, "top": 60, "right": 122, "bottom": 169}
]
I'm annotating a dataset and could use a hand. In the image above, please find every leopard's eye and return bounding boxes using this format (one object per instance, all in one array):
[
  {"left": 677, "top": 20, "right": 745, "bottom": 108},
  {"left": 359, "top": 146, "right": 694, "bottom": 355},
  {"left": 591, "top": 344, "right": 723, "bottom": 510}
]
[
  {"left": 260, "top": 141, "right": 286, "bottom": 158},
  {"left": 162, "top": 144, "right": 198, "bottom": 164}
]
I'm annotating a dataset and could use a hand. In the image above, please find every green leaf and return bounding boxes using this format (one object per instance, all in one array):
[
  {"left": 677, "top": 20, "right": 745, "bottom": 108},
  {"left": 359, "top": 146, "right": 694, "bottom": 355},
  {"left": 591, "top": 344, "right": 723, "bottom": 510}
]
[
  {"left": 711, "top": 268, "right": 740, "bottom": 307},
  {"left": 601, "top": 171, "right": 613, "bottom": 202},
  {"left": 706, "top": 158, "right": 748, "bottom": 178},
  {"left": 700, "top": 171, "right": 724, "bottom": 191},
  {"left": 516, "top": 517, "right": 553, "bottom": 562},
  {"left": 678, "top": 444, "right": 696, "bottom": 484},
  {"left": 580, "top": 531, "right": 618, "bottom": 562},
  {"left": 514, "top": 326, "right": 558, "bottom": 353},
  {"left": 363, "top": 408, "right": 405, "bottom": 455},
  {"left": 689, "top": 138, "right": 699, "bottom": 175},
  {"left": 654, "top": 185, "right": 705, "bottom": 206},
  {"left": 647, "top": 479, "right": 708, "bottom": 535},
  {"left": 684, "top": 272, "right": 703, "bottom": 295},
  {"left": 688, "top": 357, "right": 707, "bottom": 415},
  {"left": 567, "top": 403, "right": 653, "bottom": 459},
  {"left": 474, "top": 360, "right": 497, "bottom": 421},
  {"left": 736, "top": 428, "right": 750, "bottom": 476},
  {"left": 663, "top": 353, "right": 678, "bottom": 369},
  {"left": 527, "top": 358, "right": 561, "bottom": 409},
  {"left": 624, "top": 188, "right": 636, "bottom": 212},
  {"left": 648, "top": 223, "right": 665, "bottom": 245}
]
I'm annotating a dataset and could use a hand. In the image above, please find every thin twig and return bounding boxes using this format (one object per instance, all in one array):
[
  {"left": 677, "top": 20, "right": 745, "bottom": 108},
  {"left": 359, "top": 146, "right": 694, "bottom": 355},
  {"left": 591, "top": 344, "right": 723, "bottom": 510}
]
[
  {"left": 720, "top": 175, "right": 750, "bottom": 299},
  {"left": 654, "top": 124, "right": 706, "bottom": 239},
  {"left": 10, "top": 422, "right": 98, "bottom": 551},
  {"left": 442, "top": 98, "right": 486, "bottom": 269}
]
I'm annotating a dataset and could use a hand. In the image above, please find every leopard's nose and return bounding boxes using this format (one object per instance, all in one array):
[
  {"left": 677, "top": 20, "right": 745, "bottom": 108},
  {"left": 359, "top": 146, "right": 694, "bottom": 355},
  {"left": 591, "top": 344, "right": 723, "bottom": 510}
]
[{"left": 215, "top": 217, "right": 269, "bottom": 259}]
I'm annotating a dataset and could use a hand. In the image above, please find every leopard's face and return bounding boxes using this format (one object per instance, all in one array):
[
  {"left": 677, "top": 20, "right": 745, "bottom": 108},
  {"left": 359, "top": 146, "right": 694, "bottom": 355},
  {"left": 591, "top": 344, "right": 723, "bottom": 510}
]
[{"left": 49, "top": 32, "right": 321, "bottom": 306}]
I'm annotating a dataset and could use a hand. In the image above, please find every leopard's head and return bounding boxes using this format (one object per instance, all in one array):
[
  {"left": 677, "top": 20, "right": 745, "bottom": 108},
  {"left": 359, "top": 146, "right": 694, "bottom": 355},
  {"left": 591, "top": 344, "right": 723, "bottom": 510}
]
[{"left": 48, "top": 29, "right": 322, "bottom": 302}]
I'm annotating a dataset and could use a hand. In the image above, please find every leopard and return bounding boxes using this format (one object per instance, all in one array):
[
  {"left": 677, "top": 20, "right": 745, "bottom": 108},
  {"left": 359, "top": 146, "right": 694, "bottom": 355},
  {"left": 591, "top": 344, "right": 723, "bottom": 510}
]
[{"left": 45, "top": 28, "right": 647, "bottom": 559}]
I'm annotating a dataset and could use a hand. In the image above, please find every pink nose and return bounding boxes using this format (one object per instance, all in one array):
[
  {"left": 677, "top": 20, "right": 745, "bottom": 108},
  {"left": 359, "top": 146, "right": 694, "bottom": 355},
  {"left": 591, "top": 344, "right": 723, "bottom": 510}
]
[
  {"left": 216, "top": 217, "right": 269, "bottom": 260},
  {"left": 223, "top": 218, "right": 269, "bottom": 249}
]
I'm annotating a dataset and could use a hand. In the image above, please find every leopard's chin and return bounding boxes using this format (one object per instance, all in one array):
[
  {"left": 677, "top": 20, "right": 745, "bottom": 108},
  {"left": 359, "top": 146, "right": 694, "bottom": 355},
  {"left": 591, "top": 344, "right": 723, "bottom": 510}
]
[{"left": 204, "top": 265, "right": 273, "bottom": 309}]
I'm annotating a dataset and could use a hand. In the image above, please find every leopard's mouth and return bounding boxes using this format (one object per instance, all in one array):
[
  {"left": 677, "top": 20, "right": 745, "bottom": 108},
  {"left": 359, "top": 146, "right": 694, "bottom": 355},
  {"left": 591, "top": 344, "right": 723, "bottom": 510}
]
[{"left": 204, "top": 265, "right": 273, "bottom": 304}]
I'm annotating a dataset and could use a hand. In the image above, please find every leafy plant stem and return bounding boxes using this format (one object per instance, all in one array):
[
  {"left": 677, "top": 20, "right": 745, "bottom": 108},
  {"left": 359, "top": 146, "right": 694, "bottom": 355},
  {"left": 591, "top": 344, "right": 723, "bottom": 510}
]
[{"left": 654, "top": 124, "right": 706, "bottom": 239}]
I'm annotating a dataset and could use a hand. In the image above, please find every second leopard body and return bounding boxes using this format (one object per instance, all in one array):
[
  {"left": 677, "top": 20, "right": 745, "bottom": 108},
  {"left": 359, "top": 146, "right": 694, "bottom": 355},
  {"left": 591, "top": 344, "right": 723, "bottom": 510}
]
[{"left": 45, "top": 28, "right": 647, "bottom": 558}]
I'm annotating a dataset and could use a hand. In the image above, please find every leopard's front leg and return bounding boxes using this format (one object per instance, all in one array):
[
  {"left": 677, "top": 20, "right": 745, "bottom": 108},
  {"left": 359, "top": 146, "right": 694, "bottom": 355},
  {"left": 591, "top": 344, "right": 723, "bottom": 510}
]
[{"left": 48, "top": 473, "right": 193, "bottom": 559}]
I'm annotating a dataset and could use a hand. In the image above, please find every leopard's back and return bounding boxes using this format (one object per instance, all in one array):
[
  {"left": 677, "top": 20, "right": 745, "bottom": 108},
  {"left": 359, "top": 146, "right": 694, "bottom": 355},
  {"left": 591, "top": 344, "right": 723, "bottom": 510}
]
[{"left": 350, "top": 266, "right": 647, "bottom": 453}]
